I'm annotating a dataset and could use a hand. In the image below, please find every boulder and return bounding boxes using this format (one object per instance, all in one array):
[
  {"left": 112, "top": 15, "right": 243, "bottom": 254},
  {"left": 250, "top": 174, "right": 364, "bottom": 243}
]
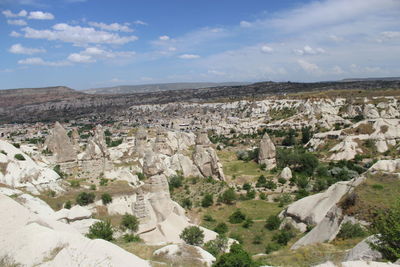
[
  {"left": 258, "top": 133, "right": 276, "bottom": 170},
  {"left": 369, "top": 159, "right": 400, "bottom": 173},
  {"left": 44, "top": 121, "right": 77, "bottom": 163},
  {"left": 280, "top": 167, "right": 292, "bottom": 180},
  {"left": 153, "top": 244, "right": 216, "bottom": 267},
  {"left": 345, "top": 235, "right": 382, "bottom": 261}
]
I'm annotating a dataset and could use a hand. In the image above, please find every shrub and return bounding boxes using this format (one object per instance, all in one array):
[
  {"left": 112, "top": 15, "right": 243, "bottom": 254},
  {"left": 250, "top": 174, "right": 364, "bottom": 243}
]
[
  {"left": 169, "top": 174, "right": 183, "bottom": 190},
  {"left": 265, "top": 215, "right": 281, "bottom": 230},
  {"left": 90, "top": 184, "right": 97, "bottom": 190},
  {"left": 87, "top": 220, "right": 113, "bottom": 241},
  {"left": 260, "top": 163, "right": 267, "bottom": 170},
  {"left": 214, "top": 223, "right": 228, "bottom": 235},
  {"left": 53, "top": 165, "right": 65, "bottom": 178},
  {"left": 64, "top": 200, "right": 72, "bottom": 209},
  {"left": 242, "top": 183, "right": 251, "bottom": 191},
  {"left": 180, "top": 226, "right": 204, "bottom": 246},
  {"left": 99, "top": 178, "right": 109, "bottom": 186},
  {"left": 204, "top": 235, "right": 228, "bottom": 257},
  {"left": 282, "top": 128, "right": 296, "bottom": 146},
  {"left": 229, "top": 233, "right": 244, "bottom": 244},
  {"left": 278, "top": 177, "right": 287, "bottom": 185},
  {"left": 229, "top": 209, "right": 246, "bottom": 224},
  {"left": 120, "top": 214, "right": 139, "bottom": 232},
  {"left": 245, "top": 189, "right": 256, "bottom": 200},
  {"left": 213, "top": 244, "right": 255, "bottom": 267},
  {"left": 201, "top": 193, "right": 214, "bottom": 207},
  {"left": 256, "top": 175, "right": 267, "bottom": 187},
  {"left": 272, "top": 229, "right": 295, "bottom": 246},
  {"left": 295, "top": 189, "right": 309, "bottom": 200},
  {"left": 13, "top": 143, "right": 20, "bottom": 148},
  {"left": 259, "top": 192, "right": 267, "bottom": 200},
  {"left": 14, "top": 153, "right": 25, "bottom": 161},
  {"left": 76, "top": 192, "right": 95, "bottom": 206},
  {"left": 181, "top": 198, "right": 192, "bottom": 209},
  {"left": 370, "top": 201, "right": 400, "bottom": 262},
  {"left": 136, "top": 172, "right": 146, "bottom": 181},
  {"left": 123, "top": 234, "right": 141, "bottom": 243},
  {"left": 265, "top": 242, "right": 281, "bottom": 254},
  {"left": 203, "top": 214, "right": 215, "bottom": 222},
  {"left": 337, "top": 222, "right": 366, "bottom": 239},
  {"left": 101, "top": 193, "right": 112, "bottom": 205},
  {"left": 301, "top": 126, "right": 312, "bottom": 144},
  {"left": 296, "top": 176, "right": 309, "bottom": 189},
  {"left": 220, "top": 188, "right": 237, "bottom": 204},
  {"left": 277, "top": 193, "right": 292, "bottom": 207},
  {"left": 69, "top": 180, "right": 80, "bottom": 188},
  {"left": 265, "top": 180, "right": 277, "bottom": 190},
  {"left": 242, "top": 218, "right": 253, "bottom": 228},
  {"left": 277, "top": 148, "right": 319, "bottom": 176},
  {"left": 252, "top": 235, "right": 263, "bottom": 244}
]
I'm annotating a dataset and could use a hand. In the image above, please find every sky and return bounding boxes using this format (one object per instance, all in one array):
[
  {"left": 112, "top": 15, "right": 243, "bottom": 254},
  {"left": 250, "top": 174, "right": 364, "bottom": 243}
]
[{"left": 1, "top": 0, "right": 400, "bottom": 90}]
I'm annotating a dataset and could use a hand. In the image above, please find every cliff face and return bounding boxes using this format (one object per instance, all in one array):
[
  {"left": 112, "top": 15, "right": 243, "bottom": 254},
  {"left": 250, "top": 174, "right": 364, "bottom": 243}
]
[{"left": 1, "top": 80, "right": 400, "bottom": 123}]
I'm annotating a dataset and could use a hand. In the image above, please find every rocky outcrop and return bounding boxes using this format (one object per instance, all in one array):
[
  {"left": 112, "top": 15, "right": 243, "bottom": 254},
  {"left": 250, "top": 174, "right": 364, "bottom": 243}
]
[
  {"left": 153, "top": 244, "right": 216, "bottom": 267},
  {"left": 280, "top": 167, "right": 292, "bottom": 180},
  {"left": 193, "top": 145, "right": 225, "bottom": 181},
  {"left": 369, "top": 159, "right": 400, "bottom": 173},
  {"left": 0, "top": 194, "right": 150, "bottom": 266},
  {"left": 258, "top": 133, "right": 276, "bottom": 170},
  {"left": 80, "top": 125, "right": 109, "bottom": 160},
  {"left": 45, "top": 122, "right": 77, "bottom": 163},
  {"left": 314, "top": 260, "right": 399, "bottom": 267},
  {"left": 0, "top": 140, "right": 62, "bottom": 194},
  {"left": 345, "top": 236, "right": 382, "bottom": 261}
]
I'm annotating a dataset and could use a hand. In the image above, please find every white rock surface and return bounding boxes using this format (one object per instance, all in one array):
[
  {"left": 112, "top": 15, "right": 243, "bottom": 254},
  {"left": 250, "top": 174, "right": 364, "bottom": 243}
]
[
  {"left": 314, "top": 261, "right": 399, "bottom": 267},
  {"left": 345, "top": 236, "right": 382, "bottom": 261},
  {"left": 153, "top": 244, "right": 216, "bottom": 267},
  {"left": 369, "top": 159, "right": 400, "bottom": 173}
]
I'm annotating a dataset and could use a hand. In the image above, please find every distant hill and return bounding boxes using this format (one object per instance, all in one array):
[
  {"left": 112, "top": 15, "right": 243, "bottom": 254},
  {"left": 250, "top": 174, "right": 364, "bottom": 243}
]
[
  {"left": 341, "top": 77, "right": 400, "bottom": 82},
  {"left": 83, "top": 82, "right": 249, "bottom": 94}
]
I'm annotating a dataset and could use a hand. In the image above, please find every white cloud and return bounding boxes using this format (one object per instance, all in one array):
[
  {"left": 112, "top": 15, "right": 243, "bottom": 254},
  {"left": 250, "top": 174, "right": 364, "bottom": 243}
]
[
  {"left": 297, "top": 59, "right": 321, "bottom": 74},
  {"left": 10, "top": 31, "right": 22, "bottom": 37},
  {"left": 294, "top": 45, "right": 325, "bottom": 55},
  {"left": 260, "top": 45, "right": 273, "bottom": 53},
  {"left": 179, "top": 54, "right": 200, "bottom": 59},
  {"left": 28, "top": 11, "right": 54, "bottom": 20},
  {"left": 18, "top": 57, "right": 69, "bottom": 66},
  {"left": 159, "top": 35, "right": 170, "bottom": 41},
  {"left": 7, "top": 19, "right": 27, "bottom": 26},
  {"left": 88, "top": 22, "right": 133, "bottom": 32},
  {"left": 9, "top": 43, "right": 45, "bottom": 54},
  {"left": 67, "top": 53, "right": 93, "bottom": 63},
  {"left": 381, "top": 31, "right": 400, "bottom": 39},
  {"left": 240, "top": 21, "right": 252, "bottom": 28},
  {"left": 22, "top": 23, "right": 138, "bottom": 45},
  {"left": 67, "top": 47, "right": 135, "bottom": 63},
  {"left": 2, "top": 9, "right": 27, "bottom": 18},
  {"left": 134, "top": 20, "right": 147, "bottom": 26}
]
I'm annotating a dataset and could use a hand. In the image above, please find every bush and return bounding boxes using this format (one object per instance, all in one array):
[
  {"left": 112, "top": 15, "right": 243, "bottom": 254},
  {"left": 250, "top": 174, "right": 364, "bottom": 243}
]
[
  {"left": 370, "top": 201, "right": 400, "bottom": 261},
  {"left": 220, "top": 188, "right": 237, "bottom": 204},
  {"left": 136, "top": 172, "right": 146, "bottom": 181},
  {"left": 201, "top": 193, "right": 214, "bottom": 207},
  {"left": 265, "top": 180, "right": 277, "bottom": 190},
  {"left": 301, "top": 126, "right": 312, "bottom": 144},
  {"left": 99, "top": 178, "right": 109, "bottom": 186},
  {"left": 90, "top": 184, "right": 97, "bottom": 190},
  {"left": 245, "top": 189, "right": 256, "bottom": 200},
  {"left": 272, "top": 229, "right": 295, "bottom": 246},
  {"left": 123, "top": 234, "right": 141, "bottom": 243},
  {"left": 229, "top": 209, "right": 246, "bottom": 224},
  {"left": 213, "top": 244, "right": 256, "bottom": 267},
  {"left": 53, "top": 165, "right": 65, "bottom": 178},
  {"left": 277, "top": 148, "right": 319, "bottom": 176},
  {"left": 277, "top": 193, "right": 292, "bottom": 207},
  {"left": 256, "top": 175, "right": 267, "bottom": 187},
  {"left": 242, "top": 183, "right": 251, "bottom": 191},
  {"left": 64, "top": 200, "right": 72, "bottom": 209},
  {"left": 296, "top": 176, "right": 309, "bottom": 189},
  {"left": 120, "top": 214, "right": 139, "bottom": 232},
  {"left": 169, "top": 174, "right": 183, "bottom": 190},
  {"left": 229, "top": 233, "right": 244, "bottom": 244},
  {"left": 278, "top": 177, "right": 287, "bottom": 185},
  {"left": 252, "top": 235, "right": 263, "bottom": 244},
  {"left": 179, "top": 226, "right": 204, "bottom": 246},
  {"left": 204, "top": 235, "right": 228, "bottom": 257},
  {"left": 265, "top": 242, "right": 281, "bottom": 254},
  {"left": 69, "top": 180, "right": 80, "bottom": 188},
  {"left": 214, "top": 222, "right": 228, "bottom": 235},
  {"left": 86, "top": 221, "right": 113, "bottom": 241},
  {"left": 265, "top": 215, "right": 281, "bottom": 230},
  {"left": 337, "top": 222, "right": 366, "bottom": 239},
  {"left": 101, "top": 193, "right": 112, "bottom": 205},
  {"left": 203, "top": 214, "right": 215, "bottom": 222},
  {"left": 282, "top": 128, "right": 296, "bottom": 146},
  {"left": 242, "top": 218, "right": 253, "bottom": 228},
  {"left": 295, "top": 189, "right": 309, "bottom": 200},
  {"left": 181, "top": 198, "right": 192, "bottom": 209},
  {"left": 76, "top": 192, "right": 95, "bottom": 206},
  {"left": 14, "top": 153, "right": 25, "bottom": 161},
  {"left": 259, "top": 192, "right": 267, "bottom": 200}
]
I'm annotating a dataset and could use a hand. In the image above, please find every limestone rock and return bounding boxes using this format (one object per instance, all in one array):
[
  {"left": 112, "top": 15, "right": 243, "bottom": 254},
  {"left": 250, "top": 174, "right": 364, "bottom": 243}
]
[
  {"left": 314, "top": 261, "right": 398, "bottom": 267},
  {"left": 345, "top": 235, "right": 382, "bottom": 261},
  {"left": 45, "top": 121, "right": 77, "bottom": 163},
  {"left": 369, "top": 159, "right": 400, "bottom": 173},
  {"left": 0, "top": 140, "right": 62, "bottom": 194},
  {"left": 363, "top": 104, "right": 380, "bottom": 119},
  {"left": 329, "top": 137, "right": 362, "bottom": 161},
  {"left": 153, "top": 244, "right": 216, "bottom": 267},
  {"left": 258, "top": 133, "right": 276, "bottom": 170},
  {"left": 53, "top": 205, "right": 92, "bottom": 222},
  {"left": 280, "top": 167, "right": 292, "bottom": 180},
  {"left": 154, "top": 131, "right": 174, "bottom": 156},
  {"left": 170, "top": 153, "right": 202, "bottom": 177},
  {"left": 142, "top": 151, "right": 168, "bottom": 177},
  {"left": 0, "top": 194, "right": 150, "bottom": 267},
  {"left": 193, "top": 145, "right": 225, "bottom": 180},
  {"left": 196, "top": 130, "right": 212, "bottom": 146},
  {"left": 80, "top": 124, "right": 109, "bottom": 160}
]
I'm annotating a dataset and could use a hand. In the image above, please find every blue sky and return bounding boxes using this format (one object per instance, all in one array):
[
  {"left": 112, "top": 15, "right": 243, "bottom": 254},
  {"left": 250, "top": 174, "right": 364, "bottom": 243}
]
[{"left": 1, "top": 0, "right": 400, "bottom": 90}]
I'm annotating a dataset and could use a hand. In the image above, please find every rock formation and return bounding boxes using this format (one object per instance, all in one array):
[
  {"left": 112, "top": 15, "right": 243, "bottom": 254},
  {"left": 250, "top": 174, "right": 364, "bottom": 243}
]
[
  {"left": 345, "top": 236, "right": 382, "bottom": 261},
  {"left": 280, "top": 167, "right": 292, "bottom": 180},
  {"left": 45, "top": 121, "right": 77, "bottom": 163},
  {"left": 258, "top": 133, "right": 276, "bottom": 170}
]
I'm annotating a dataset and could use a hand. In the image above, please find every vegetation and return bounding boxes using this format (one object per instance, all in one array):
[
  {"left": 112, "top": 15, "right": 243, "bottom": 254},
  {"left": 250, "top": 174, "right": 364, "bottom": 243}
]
[
  {"left": 76, "top": 192, "right": 95, "bottom": 206},
  {"left": 120, "top": 214, "right": 139, "bottom": 233},
  {"left": 201, "top": 193, "right": 214, "bottom": 207},
  {"left": 179, "top": 226, "right": 204, "bottom": 246},
  {"left": 204, "top": 235, "right": 228, "bottom": 257},
  {"left": 86, "top": 220, "right": 113, "bottom": 241},
  {"left": 213, "top": 243, "right": 257, "bottom": 267},
  {"left": 101, "top": 193, "right": 112, "bottom": 205},
  {"left": 229, "top": 209, "right": 247, "bottom": 224},
  {"left": 14, "top": 154, "right": 25, "bottom": 161},
  {"left": 336, "top": 222, "right": 366, "bottom": 240},
  {"left": 265, "top": 215, "right": 281, "bottom": 231}
]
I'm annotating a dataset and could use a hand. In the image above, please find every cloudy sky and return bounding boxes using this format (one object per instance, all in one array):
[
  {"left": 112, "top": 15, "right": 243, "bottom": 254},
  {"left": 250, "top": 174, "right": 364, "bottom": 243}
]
[{"left": 1, "top": 0, "right": 400, "bottom": 90}]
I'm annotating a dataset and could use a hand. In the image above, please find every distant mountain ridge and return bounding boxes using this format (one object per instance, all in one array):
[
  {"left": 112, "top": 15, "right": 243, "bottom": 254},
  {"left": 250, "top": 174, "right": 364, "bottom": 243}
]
[
  {"left": 341, "top": 77, "right": 400, "bottom": 82},
  {"left": 83, "top": 82, "right": 249, "bottom": 94}
]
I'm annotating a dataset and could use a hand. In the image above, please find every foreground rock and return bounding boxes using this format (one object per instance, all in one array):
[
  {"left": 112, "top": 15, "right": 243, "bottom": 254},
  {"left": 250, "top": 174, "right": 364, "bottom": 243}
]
[
  {"left": 345, "top": 236, "right": 382, "bottom": 261},
  {"left": 0, "top": 194, "right": 150, "bottom": 267},
  {"left": 153, "top": 244, "right": 215, "bottom": 267},
  {"left": 258, "top": 133, "right": 276, "bottom": 170},
  {"left": 314, "top": 260, "right": 399, "bottom": 267}
]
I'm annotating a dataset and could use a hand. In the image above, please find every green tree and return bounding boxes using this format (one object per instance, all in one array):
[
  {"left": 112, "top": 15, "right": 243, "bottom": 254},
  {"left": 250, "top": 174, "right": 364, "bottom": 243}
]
[
  {"left": 301, "top": 126, "right": 312, "bottom": 144},
  {"left": 370, "top": 202, "right": 400, "bottom": 262},
  {"left": 214, "top": 222, "right": 228, "bottom": 235},
  {"left": 213, "top": 244, "right": 256, "bottom": 267},
  {"left": 101, "top": 193, "right": 112, "bottom": 205},
  {"left": 120, "top": 214, "right": 139, "bottom": 232},
  {"left": 265, "top": 215, "right": 281, "bottom": 230},
  {"left": 220, "top": 188, "right": 237, "bottom": 204},
  {"left": 14, "top": 153, "right": 25, "bottom": 161},
  {"left": 179, "top": 226, "right": 204, "bottom": 246},
  {"left": 204, "top": 235, "right": 228, "bottom": 257},
  {"left": 201, "top": 193, "right": 214, "bottom": 207},
  {"left": 86, "top": 220, "right": 113, "bottom": 241},
  {"left": 282, "top": 128, "right": 296, "bottom": 146},
  {"left": 337, "top": 222, "right": 366, "bottom": 239},
  {"left": 229, "top": 209, "right": 246, "bottom": 224},
  {"left": 76, "top": 192, "right": 95, "bottom": 206}
]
